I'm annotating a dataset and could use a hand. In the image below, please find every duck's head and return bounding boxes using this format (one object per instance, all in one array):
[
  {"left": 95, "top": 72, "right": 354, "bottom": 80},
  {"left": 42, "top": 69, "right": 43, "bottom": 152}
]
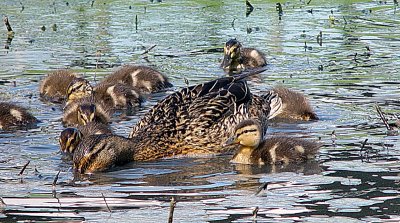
[
  {"left": 225, "top": 119, "right": 262, "bottom": 149},
  {"left": 221, "top": 39, "right": 243, "bottom": 70},
  {"left": 59, "top": 128, "right": 82, "bottom": 154},
  {"left": 77, "top": 104, "right": 96, "bottom": 125},
  {"left": 66, "top": 78, "right": 93, "bottom": 103}
]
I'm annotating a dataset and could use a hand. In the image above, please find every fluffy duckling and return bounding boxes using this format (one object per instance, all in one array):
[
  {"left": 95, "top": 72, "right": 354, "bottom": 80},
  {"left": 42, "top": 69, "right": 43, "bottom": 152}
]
[
  {"left": 227, "top": 119, "right": 320, "bottom": 165},
  {"left": 65, "top": 78, "right": 93, "bottom": 105},
  {"left": 94, "top": 82, "right": 144, "bottom": 110},
  {"left": 221, "top": 39, "right": 267, "bottom": 73},
  {"left": 59, "top": 124, "right": 112, "bottom": 154},
  {"left": 99, "top": 65, "right": 172, "bottom": 94},
  {"left": 39, "top": 70, "right": 79, "bottom": 103},
  {"left": 0, "top": 102, "right": 38, "bottom": 130},
  {"left": 271, "top": 86, "right": 318, "bottom": 121},
  {"left": 62, "top": 99, "right": 111, "bottom": 126}
]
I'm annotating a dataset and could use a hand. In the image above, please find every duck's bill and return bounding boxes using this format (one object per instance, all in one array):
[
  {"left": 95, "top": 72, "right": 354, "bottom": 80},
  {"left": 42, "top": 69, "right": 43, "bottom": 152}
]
[
  {"left": 221, "top": 54, "right": 232, "bottom": 69},
  {"left": 223, "top": 136, "right": 236, "bottom": 147}
]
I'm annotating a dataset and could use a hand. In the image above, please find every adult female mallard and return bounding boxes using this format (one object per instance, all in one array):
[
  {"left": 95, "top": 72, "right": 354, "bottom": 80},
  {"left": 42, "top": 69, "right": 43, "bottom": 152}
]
[
  {"left": 68, "top": 68, "right": 282, "bottom": 173},
  {"left": 0, "top": 102, "right": 38, "bottom": 130},
  {"left": 271, "top": 86, "right": 318, "bottom": 121},
  {"left": 99, "top": 65, "right": 172, "bottom": 94},
  {"left": 221, "top": 39, "right": 267, "bottom": 73},
  {"left": 226, "top": 119, "right": 321, "bottom": 165}
]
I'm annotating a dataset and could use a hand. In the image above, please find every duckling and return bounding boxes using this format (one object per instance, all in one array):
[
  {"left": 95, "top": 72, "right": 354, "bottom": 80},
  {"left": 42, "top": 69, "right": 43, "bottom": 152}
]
[
  {"left": 65, "top": 78, "right": 93, "bottom": 105},
  {"left": 270, "top": 86, "right": 318, "bottom": 121},
  {"left": 226, "top": 119, "right": 321, "bottom": 165},
  {"left": 59, "top": 124, "right": 112, "bottom": 154},
  {"left": 39, "top": 69, "right": 79, "bottom": 103},
  {"left": 70, "top": 68, "right": 281, "bottom": 173},
  {"left": 93, "top": 82, "right": 144, "bottom": 110},
  {"left": 0, "top": 102, "right": 38, "bottom": 130},
  {"left": 99, "top": 65, "right": 172, "bottom": 94},
  {"left": 62, "top": 98, "right": 111, "bottom": 126},
  {"left": 221, "top": 39, "right": 267, "bottom": 73}
]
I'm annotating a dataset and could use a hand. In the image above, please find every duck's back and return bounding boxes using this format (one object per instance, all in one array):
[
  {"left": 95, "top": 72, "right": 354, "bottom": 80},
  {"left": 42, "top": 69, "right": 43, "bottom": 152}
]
[{"left": 129, "top": 74, "right": 266, "bottom": 158}]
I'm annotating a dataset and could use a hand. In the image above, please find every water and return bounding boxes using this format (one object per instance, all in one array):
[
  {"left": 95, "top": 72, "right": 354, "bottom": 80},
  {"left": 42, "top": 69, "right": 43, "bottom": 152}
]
[{"left": 1, "top": 0, "right": 400, "bottom": 222}]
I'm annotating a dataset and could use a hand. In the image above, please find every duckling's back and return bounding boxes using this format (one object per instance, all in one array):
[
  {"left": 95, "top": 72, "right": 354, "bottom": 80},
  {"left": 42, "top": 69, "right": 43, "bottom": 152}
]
[
  {"left": 241, "top": 48, "right": 267, "bottom": 68},
  {"left": 102, "top": 65, "right": 172, "bottom": 94},
  {"left": 254, "top": 136, "right": 321, "bottom": 164},
  {"left": 0, "top": 102, "right": 38, "bottom": 130},
  {"left": 39, "top": 70, "right": 78, "bottom": 103},
  {"left": 271, "top": 86, "right": 318, "bottom": 121}
]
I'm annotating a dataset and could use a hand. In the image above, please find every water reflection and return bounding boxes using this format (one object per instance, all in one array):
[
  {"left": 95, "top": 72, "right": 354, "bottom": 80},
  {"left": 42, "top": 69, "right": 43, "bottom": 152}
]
[{"left": 1, "top": 0, "right": 400, "bottom": 222}]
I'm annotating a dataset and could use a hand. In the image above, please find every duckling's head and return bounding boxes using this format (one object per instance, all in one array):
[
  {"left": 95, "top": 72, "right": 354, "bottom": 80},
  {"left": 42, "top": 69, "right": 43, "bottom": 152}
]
[
  {"left": 59, "top": 128, "right": 82, "bottom": 154},
  {"left": 77, "top": 104, "right": 96, "bottom": 125},
  {"left": 66, "top": 78, "right": 93, "bottom": 102},
  {"left": 221, "top": 39, "right": 243, "bottom": 70},
  {"left": 225, "top": 119, "right": 262, "bottom": 149}
]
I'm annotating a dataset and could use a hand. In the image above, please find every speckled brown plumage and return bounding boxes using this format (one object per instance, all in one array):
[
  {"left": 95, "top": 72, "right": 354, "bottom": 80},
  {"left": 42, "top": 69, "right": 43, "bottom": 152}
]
[
  {"left": 0, "top": 102, "right": 38, "bottom": 130},
  {"left": 72, "top": 69, "right": 281, "bottom": 173}
]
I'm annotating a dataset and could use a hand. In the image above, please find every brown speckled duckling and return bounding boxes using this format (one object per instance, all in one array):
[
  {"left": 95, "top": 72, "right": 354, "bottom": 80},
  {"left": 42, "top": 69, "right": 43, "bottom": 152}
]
[
  {"left": 62, "top": 98, "right": 111, "bottom": 126},
  {"left": 271, "top": 86, "right": 318, "bottom": 121},
  {"left": 0, "top": 102, "right": 38, "bottom": 130},
  {"left": 100, "top": 65, "right": 172, "bottom": 94},
  {"left": 227, "top": 119, "right": 320, "bottom": 165},
  {"left": 39, "top": 70, "right": 78, "bottom": 103},
  {"left": 94, "top": 82, "right": 144, "bottom": 109},
  {"left": 59, "top": 124, "right": 112, "bottom": 154},
  {"left": 221, "top": 39, "right": 267, "bottom": 73},
  {"left": 65, "top": 78, "right": 93, "bottom": 105}
]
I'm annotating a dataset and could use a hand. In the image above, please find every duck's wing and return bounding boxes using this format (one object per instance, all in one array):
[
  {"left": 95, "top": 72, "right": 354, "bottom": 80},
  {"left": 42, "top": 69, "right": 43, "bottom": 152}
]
[
  {"left": 177, "top": 80, "right": 253, "bottom": 153},
  {"left": 129, "top": 68, "right": 266, "bottom": 138}
]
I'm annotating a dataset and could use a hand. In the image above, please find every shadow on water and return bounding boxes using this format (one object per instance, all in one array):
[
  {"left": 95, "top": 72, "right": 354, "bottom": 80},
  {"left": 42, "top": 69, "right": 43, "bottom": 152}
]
[{"left": 1, "top": 0, "right": 400, "bottom": 222}]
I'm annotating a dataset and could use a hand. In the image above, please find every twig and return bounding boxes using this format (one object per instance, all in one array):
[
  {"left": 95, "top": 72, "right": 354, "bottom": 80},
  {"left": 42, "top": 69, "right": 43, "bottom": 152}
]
[
  {"left": 374, "top": 103, "right": 392, "bottom": 131},
  {"left": 168, "top": 197, "right": 176, "bottom": 223},
  {"left": 52, "top": 170, "right": 61, "bottom": 190},
  {"left": 246, "top": 0, "right": 254, "bottom": 17},
  {"left": 184, "top": 77, "right": 189, "bottom": 86},
  {"left": 3, "top": 16, "right": 13, "bottom": 33},
  {"left": 255, "top": 182, "right": 268, "bottom": 195},
  {"left": 141, "top": 44, "right": 157, "bottom": 55},
  {"left": 102, "top": 193, "right": 112, "bottom": 212},
  {"left": 135, "top": 15, "right": 138, "bottom": 31},
  {"left": 231, "top": 18, "right": 236, "bottom": 30},
  {"left": 252, "top": 206, "right": 259, "bottom": 220},
  {"left": 19, "top": 161, "right": 30, "bottom": 175}
]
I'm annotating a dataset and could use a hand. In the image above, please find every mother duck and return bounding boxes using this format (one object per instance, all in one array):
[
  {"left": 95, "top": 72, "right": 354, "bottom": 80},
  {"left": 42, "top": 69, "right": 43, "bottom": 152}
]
[{"left": 71, "top": 68, "right": 282, "bottom": 173}]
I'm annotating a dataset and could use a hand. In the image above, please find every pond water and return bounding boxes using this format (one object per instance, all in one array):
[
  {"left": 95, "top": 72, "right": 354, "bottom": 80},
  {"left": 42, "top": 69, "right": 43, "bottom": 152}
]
[{"left": 1, "top": 0, "right": 400, "bottom": 222}]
